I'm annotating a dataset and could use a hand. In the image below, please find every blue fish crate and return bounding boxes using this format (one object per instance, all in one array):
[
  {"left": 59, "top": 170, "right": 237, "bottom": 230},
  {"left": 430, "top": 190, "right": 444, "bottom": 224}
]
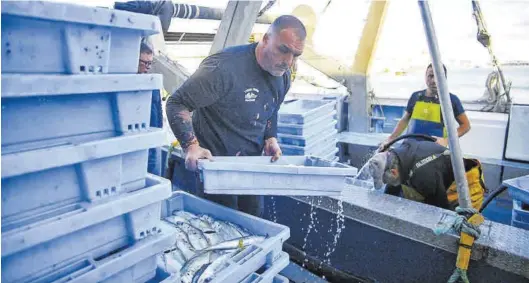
[
  {"left": 278, "top": 100, "right": 335, "bottom": 125},
  {"left": 1, "top": 129, "right": 166, "bottom": 232},
  {"left": 280, "top": 133, "right": 337, "bottom": 156},
  {"left": 1, "top": 1, "right": 160, "bottom": 74},
  {"left": 277, "top": 126, "right": 338, "bottom": 147},
  {"left": 277, "top": 112, "right": 336, "bottom": 136},
  {"left": 160, "top": 191, "right": 290, "bottom": 282},
  {"left": 503, "top": 175, "right": 529, "bottom": 205},
  {"left": 198, "top": 156, "right": 357, "bottom": 196},
  {"left": 512, "top": 200, "right": 529, "bottom": 228},
  {"left": 1, "top": 174, "right": 172, "bottom": 283},
  {"left": 154, "top": 252, "right": 289, "bottom": 283},
  {"left": 1, "top": 74, "right": 162, "bottom": 153}
]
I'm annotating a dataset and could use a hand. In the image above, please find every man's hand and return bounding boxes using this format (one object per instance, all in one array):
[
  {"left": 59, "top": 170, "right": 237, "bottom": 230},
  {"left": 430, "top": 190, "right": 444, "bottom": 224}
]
[
  {"left": 434, "top": 136, "right": 449, "bottom": 147},
  {"left": 264, "top": 137, "right": 282, "bottom": 162},
  {"left": 378, "top": 139, "right": 392, "bottom": 152},
  {"left": 184, "top": 144, "right": 213, "bottom": 171}
]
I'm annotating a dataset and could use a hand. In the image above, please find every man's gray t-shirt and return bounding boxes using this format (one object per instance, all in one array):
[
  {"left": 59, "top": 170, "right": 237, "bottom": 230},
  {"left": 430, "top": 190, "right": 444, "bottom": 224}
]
[{"left": 167, "top": 43, "right": 291, "bottom": 156}]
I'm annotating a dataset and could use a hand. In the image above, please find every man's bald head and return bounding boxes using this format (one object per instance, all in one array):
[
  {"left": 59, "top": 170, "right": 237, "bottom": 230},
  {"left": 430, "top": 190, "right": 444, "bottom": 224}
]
[{"left": 268, "top": 15, "right": 307, "bottom": 40}]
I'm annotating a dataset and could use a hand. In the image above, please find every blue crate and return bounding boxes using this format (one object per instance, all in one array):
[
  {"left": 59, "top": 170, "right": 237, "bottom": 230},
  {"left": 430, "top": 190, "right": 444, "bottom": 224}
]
[
  {"left": 11, "top": 222, "right": 177, "bottom": 283},
  {"left": 512, "top": 200, "right": 529, "bottom": 224},
  {"left": 198, "top": 156, "right": 357, "bottom": 196},
  {"left": 277, "top": 127, "right": 338, "bottom": 147},
  {"left": 161, "top": 191, "right": 290, "bottom": 282},
  {"left": 1, "top": 175, "right": 172, "bottom": 283},
  {"left": 280, "top": 133, "right": 337, "bottom": 156},
  {"left": 278, "top": 100, "right": 335, "bottom": 125},
  {"left": 277, "top": 113, "right": 336, "bottom": 136},
  {"left": 1, "top": 74, "right": 163, "bottom": 153},
  {"left": 512, "top": 219, "right": 529, "bottom": 230},
  {"left": 1, "top": 129, "right": 166, "bottom": 232},
  {"left": 503, "top": 175, "right": 529, "bottom": 204},
  {"left": 1, "top": 1, "right": 160, "bottom": 74}
]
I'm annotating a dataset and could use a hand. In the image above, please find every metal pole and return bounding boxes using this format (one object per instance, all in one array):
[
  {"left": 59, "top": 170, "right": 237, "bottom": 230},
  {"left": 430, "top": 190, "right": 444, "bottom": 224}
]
[{"left": 417, "top": 0, "right": 472, "bottom": 209}]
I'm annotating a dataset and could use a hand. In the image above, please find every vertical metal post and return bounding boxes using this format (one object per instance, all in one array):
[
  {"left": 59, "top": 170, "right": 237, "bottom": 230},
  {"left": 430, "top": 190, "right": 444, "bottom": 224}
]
[{"left": 417, "top": 0, "right": 472, "bottom": 209}]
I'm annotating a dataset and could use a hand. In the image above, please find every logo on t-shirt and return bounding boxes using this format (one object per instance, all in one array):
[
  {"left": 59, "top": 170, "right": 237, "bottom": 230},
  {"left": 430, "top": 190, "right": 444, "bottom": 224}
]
[{"left": 244, "top": 88, "right": 259, "bottom": 102}]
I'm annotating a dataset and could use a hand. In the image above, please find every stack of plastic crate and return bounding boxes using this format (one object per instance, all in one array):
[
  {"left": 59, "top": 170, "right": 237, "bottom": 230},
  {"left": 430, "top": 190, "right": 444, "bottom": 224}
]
[
  {"left": 1, "top": 1, "right": 176, "bottom": 282},
  {"left": 504, "top": 175, "right": 529, "bottom": 231},
  {"left": 277, "top": 99, "right": 339, "bottom": 161}
]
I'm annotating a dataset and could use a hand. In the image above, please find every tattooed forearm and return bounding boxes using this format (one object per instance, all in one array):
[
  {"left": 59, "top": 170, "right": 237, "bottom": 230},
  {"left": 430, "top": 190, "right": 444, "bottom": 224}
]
[{"left": 166, "top": 95, "right": 197, "bottom": 148}]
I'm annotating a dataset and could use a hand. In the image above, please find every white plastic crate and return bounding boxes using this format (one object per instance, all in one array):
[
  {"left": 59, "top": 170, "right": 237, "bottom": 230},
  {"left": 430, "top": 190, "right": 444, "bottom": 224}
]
[
  {"left": 1, "top": 175, "right": 172, "bottom": 283},
  {"left": 239, "top": 252, "right": 290, "bottom": 283},
  {"left": 278, "top": 100, "right": 336, "bottom": 125},
  {"left": 1, "top": 129, "right": 165, "bottom": 232},
  {"left": 277, "top": 127, "right": 338, "bottom": 147},
  {"left": 504, "top": 175, "right": 529, "bottom": 205},
  {"left": 1, "top": 74, "right": 162, "bottom": 153},
  {"left": 161, "top": 191, "right": 291, "bottom": 282},
  {"left": 277, "top": 113, "right": 337, "bottom": 136},
  {"left": 280, "top": 133, "right": 338, "bottom": 157},
  {"left": 199, "top": 156, "right": 357, "bottom": 196},
  {"left": 1, "top": 1, "right": 161, "bottom": 74}
]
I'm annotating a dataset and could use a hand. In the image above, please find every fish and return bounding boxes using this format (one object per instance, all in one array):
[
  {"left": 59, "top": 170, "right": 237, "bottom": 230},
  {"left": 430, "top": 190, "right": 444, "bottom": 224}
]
[
  {"left": 213, "top": 221, "right": 245, "bottom": 240},
  {"left": 199, "top": 214, "right": 216, "bottom": 225},
  {"left": 173, "top": 227, "right": 197, "bottom": 260},
  {"left": 173, "top": 210, "right": 198, "bottom": 221},
  {"left": 189, "top": 218, "right": 223, "bottom": 245},
  {"left": 225, "top": 222, "right": 251, "bottom": 237},
  {"left": 210, "top": 221, "right": 235, "bottom": 241},
  {"left": 166, "top": 215, "right": 190, "bottom": 224},
  {"left": 196, "top": 252, "right": 232, "bottom": 283},
  {"left": 180, "top": 252, "right": 213, "bottom": 283},
  {"left": 176, "top": 222, "right": 210, "bottom": 250},
  {"left": 158, "top": 253, "right": 182, "bottom": 274},
  {"left": 200, "top": 236, "right": 266, "bottom": 252},
  {"left": 166, "top": 246, "right": 187, "bottom": 266}
]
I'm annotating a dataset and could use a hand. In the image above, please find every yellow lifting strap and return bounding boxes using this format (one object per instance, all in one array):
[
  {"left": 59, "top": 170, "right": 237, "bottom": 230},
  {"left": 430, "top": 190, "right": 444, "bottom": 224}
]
[{"left": 434, "top": 207, "right": 485, "bottom": 283}]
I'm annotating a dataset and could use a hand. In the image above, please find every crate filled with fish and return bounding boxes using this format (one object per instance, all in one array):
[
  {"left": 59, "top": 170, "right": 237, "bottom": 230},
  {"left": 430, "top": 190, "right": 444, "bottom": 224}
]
[
  {"left": 158, "top": 191, "right": 291, "bottom": 283},
  {"left": 198, "top": 156, "right": 357, "bottom": 196}
]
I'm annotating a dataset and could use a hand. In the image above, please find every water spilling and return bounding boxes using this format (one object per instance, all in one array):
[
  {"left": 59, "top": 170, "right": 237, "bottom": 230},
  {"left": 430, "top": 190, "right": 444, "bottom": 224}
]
[
  {"left": 301, "top": 197, "right": 316, "bottom": 268},
  {"left": 270, "top": 196, "right": 277, "bottom": 223},
  {"left": 323, "top": 197, "right": 345, "bottom": 265}
]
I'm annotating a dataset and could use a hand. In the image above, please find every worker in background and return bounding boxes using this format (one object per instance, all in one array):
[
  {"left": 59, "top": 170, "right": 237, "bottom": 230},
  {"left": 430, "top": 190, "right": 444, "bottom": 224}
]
[
  {"left": 380, "top": 64, "right": 471, "bottom": 149},
  {"left": 166, "top": 15, "right": 306, "bottom": 217},
  {"left": 369, "top": 138, "right": 486, "bottom": 210},
  {"left": 138, "top": 38, "right": 163, "bottom": 176}
]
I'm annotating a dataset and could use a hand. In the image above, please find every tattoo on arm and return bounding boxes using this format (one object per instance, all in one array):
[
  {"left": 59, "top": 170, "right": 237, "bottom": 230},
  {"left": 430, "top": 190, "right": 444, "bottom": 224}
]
[{"left": 166, "top": 96, "right": 197, "bottom": 148}]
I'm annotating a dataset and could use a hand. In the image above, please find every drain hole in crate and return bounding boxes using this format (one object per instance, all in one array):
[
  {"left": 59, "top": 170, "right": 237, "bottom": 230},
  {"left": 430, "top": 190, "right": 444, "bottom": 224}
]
[
  {"left": 111, "top": 187, "right": 117, "bottom": 193},
  {"left": 103, "top": 188, "right": 109, "bottom": 195},
  {"left": 96, "top": 190, "right": 101, "bottom": 197},
  {"left": 128, "top": 124, "right": 133, "bottom": 131},
  {"left": 141, "top": 123, "right": 146, "bottom": 129},
  {"left": 89, "top": 66, "right": 95, "bottom": 73},
  {"left": 97, "top": 65, "right": 103, "bottom": 73},
  {"left": 80, "top": 66, "right": 86, "bottom": 72},
  {"left": 135, "top": 123, "right": 140, "bottom": 130},
  {"left": 140, "top": 231, "right": 145, "bottom": 238}
]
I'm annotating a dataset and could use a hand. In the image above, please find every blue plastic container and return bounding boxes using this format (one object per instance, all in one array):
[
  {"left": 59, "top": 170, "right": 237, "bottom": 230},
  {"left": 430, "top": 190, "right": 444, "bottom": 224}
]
[
  {"left": 12, "top": 221, "right": 177, "bottom": 283},
  {"left": 1, "top": 1, "right": 160, "bottom": 74},
  {"left": 1, "top": 74, "right": 163, "bottom": 153},
  {"left": 278, "top": 100, "right": 335, "bottom": 125},
  {"left": 198, "top": 156, "right": 357, "bottom": 196},
  {"left": 1, "top": 175, "right": 172, "bottom": 283},
  {"left": 277, "top": 126, "right": 338, "bottom": 147},
  {"left": 161, "top": 191, "right": 290, "bottom": 282},
  {"left": 277, "top": 113, "right": 336, "bottom": 136},
  {"left": 504, "top": 175, "right": 529, "bottom": 205},
  {"left": 512, "top": 200, "right": 529, "bottom": 224},
  {"left": 2, "top": 129, "right": 166, "bottom": 232}
]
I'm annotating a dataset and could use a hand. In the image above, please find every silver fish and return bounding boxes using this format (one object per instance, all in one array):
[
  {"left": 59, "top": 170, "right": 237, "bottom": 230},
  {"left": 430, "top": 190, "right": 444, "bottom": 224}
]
[
  {"left": 166, "top": 215, "right": 190, "bottom": 224},
  {"left": 196, "top": 252, "right": 232, "bottom": 283},
  {"left": 167, "top": 246, "right": 187, "bottom": 266},
  {"left": 226, "top": 222, "right": 251, "bottom": 237},
  {"left": 199, "top": 214, "right": 216, "bottom": 225},
  {"left": 173, "top": 227, "right": 197, "bottom": 260},
  {"left": 201, "top": 236, "right": 266, "bottom": 252},
  {"left": 189, "top": 218, "right": 222, "bottom": 245},
  {"left": 214, "top": 221, "right": 244, "bottom": 240},
  {"left": 210, "top": 221, "right": 235, "bottom": 241},
  {"left": 180, "top": 252, "right": 212, "bottom": 283},
  {"left": 173, "top": 210, "right": 198, "bottom": 221},
  {"left": 176, "top": 222, "right": 210, "bottom": 250}
]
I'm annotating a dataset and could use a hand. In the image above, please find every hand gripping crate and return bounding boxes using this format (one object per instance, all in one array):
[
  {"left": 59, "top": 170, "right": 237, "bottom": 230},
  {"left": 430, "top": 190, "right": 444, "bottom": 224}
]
[
  {"left": 1, "top": 74, "right": 162, "bottom": 153},
  {"left": 1, "top": 175, "right": 172, "bottom": 283},
  {"left": 1, "top": 0, "right": 161, "bottom": 74},
  {"left": 278, "top": 100, "right": 336, "bottom": 125},
  {"left": 160, "top": 191, "right": 291, "bottom": 283},
  {"left": 198, "top": 156, "right": 357, "bottom": 196},
  {"left": 1, "top": 129, "right": 165, "bottom": 233}
]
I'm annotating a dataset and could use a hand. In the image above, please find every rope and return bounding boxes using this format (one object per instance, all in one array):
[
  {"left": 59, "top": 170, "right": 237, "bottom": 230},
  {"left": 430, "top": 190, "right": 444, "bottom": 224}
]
[{"left": 433, "top": 207, "right": 483, "bottom": 283}]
